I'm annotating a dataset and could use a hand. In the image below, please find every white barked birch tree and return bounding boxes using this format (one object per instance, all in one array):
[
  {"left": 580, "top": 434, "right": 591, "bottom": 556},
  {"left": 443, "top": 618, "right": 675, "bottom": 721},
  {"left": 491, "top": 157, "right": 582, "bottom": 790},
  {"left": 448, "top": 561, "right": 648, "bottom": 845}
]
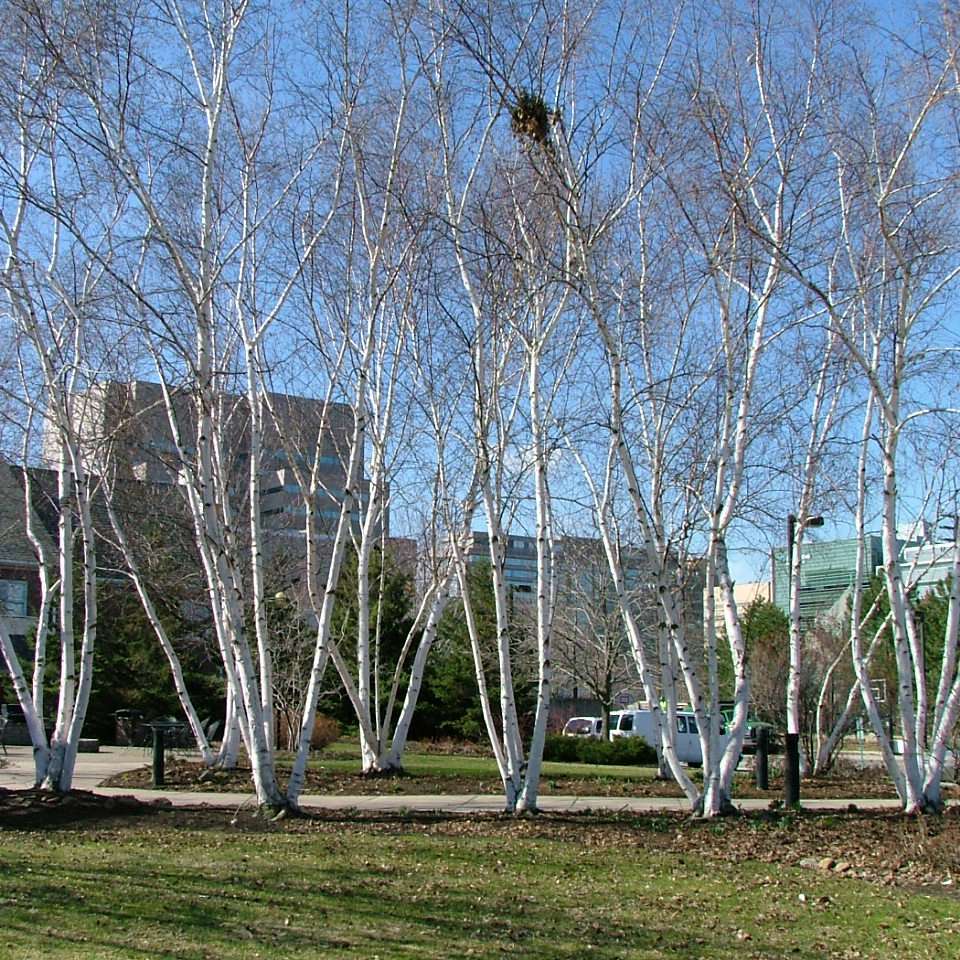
[
  {"left": 8, "top": 0, "right": 353, "bottom": 809},
  {"left": 780, "top": 12, "right": 960, "bottom": 810}
]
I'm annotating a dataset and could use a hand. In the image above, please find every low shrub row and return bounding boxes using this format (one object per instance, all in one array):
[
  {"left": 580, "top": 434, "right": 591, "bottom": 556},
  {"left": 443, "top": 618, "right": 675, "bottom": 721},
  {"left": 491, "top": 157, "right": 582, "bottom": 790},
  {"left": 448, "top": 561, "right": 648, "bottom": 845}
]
[{"left": 543, "top": 733, "right": 657, "bottom": 766}]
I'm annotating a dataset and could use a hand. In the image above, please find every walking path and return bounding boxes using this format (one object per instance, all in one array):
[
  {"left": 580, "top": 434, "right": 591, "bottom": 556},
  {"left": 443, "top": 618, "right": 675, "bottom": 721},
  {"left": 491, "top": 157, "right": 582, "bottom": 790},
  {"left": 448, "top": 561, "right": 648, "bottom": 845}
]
[{"left": 0, "top": 744, "right": 911, "bottom": 814}]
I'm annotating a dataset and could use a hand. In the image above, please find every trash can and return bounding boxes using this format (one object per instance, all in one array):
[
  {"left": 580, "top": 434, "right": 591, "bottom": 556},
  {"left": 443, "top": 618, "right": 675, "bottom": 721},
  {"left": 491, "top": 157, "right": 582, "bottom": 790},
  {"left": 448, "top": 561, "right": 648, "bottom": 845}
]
[{"left": 114, "top": 709, "right": 144, "bottom": 746}]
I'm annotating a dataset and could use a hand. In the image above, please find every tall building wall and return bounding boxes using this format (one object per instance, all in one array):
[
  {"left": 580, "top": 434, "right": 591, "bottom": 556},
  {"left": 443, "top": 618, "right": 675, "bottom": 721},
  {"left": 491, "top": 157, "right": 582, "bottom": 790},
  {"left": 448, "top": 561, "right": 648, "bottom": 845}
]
[
  {"left": 0, "top": 464, "right": 56, "bottom": 656},
  {"left": 46, "top": 380, "right": 379, "bottom": 546},
  {"left": 468, "top": 530, "right": 538, "bottom": 598},
  {"left": 900, "top": 541, "right": 956, "bottom": 596},
  {"left": 772, "top": 535, "right": 884, "bottom": 622},
  {"left": 51, "top": 381, "right": 355, "bottom": 482},
  {"left": 710, "top": 580, "right": 772, "bottom": 635},
  {"left": 465, "top": 530, "right": 704, "bottom": 707}
]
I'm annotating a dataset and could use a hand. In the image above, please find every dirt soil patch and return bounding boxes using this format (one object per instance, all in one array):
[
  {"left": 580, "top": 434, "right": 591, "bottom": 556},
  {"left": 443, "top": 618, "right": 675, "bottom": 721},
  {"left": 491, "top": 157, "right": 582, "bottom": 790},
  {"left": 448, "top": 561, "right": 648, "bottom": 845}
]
[{"left": 0, "top": 786, "right": 169, "bottom": 828}]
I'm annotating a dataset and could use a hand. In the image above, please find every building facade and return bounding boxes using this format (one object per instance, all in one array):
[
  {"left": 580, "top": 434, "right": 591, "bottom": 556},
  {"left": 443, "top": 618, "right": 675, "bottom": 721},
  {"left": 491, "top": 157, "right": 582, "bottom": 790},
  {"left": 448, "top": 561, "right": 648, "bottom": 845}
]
[
  {"left": 0, "top": 464, "right": 53, "bottom": 663},
  {"left": 710, "top": 579, "right": 773, "bottom": 635},
  {"left": 900, "top": 540, "right": 956, "bottom": 597},
  {"left": 46, "top": 380, "right": 377, "bottom": 548},
  {"left": 467, "top": 530, "right": 538, "bottom": 598},
  {"left": 772, "top": 535, "right": 884, "bottom": 623}
]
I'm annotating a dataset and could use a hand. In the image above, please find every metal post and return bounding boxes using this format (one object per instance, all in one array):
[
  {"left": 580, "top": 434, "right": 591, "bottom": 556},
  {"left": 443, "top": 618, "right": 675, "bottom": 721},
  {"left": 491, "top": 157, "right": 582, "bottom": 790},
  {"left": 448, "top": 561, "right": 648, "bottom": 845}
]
[
  {"left": 784, "top": 733, "right": 800, "bottom": 806},
  {"left": 755, "top": 726, "right": 769, "bottom": 790},
  {"left": 785, "top": 514, "right": 799, "bottom": 806},
  {"left": 152, "top": 727, "right": 166, "bottom": 787}
]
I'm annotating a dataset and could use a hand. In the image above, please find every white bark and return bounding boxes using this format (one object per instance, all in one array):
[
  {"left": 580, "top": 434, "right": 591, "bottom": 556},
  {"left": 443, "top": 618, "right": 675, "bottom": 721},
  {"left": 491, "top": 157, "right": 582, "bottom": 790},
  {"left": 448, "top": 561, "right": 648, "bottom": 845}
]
[
  {"left": 813, "top": 607, "right": 887, "bottom": 775},
  {"left": 382, "top": 576, "right": 456, "bottom": 768},
  {"left": 785, "top": 328, "right": 848, "bottom": 773},
  {"left": 101, "top": 482, "right": 214, "bottom": 765},
  {"left": 15, "top": 1, "right": 353, "bottom": 808},
  {"left": 576, "top": 448, "right": 698, "bottom": 802},
  {"left": 1, "top": 110, "right": 107, "bottom": 790},
  {"left": 284, "top": 369, "right": 371, "bottom": 803},
  {"left": 0, "top": 621, "right": 50, "bottom": 785},
  {"left": 786, "top": 36, "right": 960, "bottom": 810}
]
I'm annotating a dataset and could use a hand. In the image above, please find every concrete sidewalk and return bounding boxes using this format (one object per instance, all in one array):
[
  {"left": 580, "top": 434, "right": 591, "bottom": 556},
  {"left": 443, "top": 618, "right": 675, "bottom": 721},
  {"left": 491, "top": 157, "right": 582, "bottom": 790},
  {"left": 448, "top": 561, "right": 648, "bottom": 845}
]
[
  {"left": 0, "top": 744, "right": 909, "bottom": 814},
  {"left": 0, "top": 744, "right": 153, "bottom": 792}
]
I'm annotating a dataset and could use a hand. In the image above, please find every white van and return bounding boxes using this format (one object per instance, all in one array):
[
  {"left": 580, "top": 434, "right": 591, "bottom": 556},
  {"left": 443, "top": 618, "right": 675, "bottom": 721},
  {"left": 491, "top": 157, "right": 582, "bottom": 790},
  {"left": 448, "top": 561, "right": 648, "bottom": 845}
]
[{"left": 608, "top": 709, "right": 731, "bottom": 765}]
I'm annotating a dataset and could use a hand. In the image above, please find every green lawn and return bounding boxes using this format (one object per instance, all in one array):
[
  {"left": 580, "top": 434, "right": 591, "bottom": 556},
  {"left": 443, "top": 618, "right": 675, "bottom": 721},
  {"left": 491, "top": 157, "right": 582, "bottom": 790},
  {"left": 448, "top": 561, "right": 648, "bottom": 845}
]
[
  {"left": 313, "top": 737, "right": 664, "bottom": 780},
  {"left": 113, "top": 738, "right": 905, "bottom": 799},
  {"left": 108, "top": 739, "right": 711, "bottom": 797},
  {"left": 310, "top": 749, "right": 660, "bottom": 782},
  {"left": 0, "top": 813, "right": 956, "bottom": 959}
]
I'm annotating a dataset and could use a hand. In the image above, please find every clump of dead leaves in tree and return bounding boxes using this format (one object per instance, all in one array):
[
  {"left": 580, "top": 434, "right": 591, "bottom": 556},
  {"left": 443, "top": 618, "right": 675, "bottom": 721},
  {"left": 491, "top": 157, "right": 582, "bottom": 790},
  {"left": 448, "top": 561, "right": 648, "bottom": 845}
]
[{"left": 510, "top": 89, "right": 559, "bottom": 151}]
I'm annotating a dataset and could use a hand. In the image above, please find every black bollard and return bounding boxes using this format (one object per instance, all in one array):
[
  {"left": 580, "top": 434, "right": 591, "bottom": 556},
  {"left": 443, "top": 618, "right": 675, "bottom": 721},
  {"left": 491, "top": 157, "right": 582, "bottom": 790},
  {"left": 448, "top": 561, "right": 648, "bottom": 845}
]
[
  {"left": 755, "top": 726, "right": 769, "bottom": 790},
  {"left": 152, "top": 726, "right": 166, "bottom": 787},
  {"left": 784, "top": 732, "right": 800, "bottom": 807}
]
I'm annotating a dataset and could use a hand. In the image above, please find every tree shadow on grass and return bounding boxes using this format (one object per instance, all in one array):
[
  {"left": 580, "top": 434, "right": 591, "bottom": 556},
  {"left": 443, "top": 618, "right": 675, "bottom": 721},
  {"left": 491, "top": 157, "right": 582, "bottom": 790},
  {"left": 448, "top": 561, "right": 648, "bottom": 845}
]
[{"left": 0, "top": 849, "right": 841, "bottom": 960}]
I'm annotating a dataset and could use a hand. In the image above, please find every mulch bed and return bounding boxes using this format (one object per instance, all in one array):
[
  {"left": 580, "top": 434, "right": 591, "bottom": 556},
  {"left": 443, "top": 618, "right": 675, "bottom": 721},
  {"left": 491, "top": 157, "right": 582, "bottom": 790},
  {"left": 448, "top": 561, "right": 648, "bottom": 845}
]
[
  {"left": 0, "top": 786, "right": 169, "bottom": 828},
  {"left": 98, "top": 758, "right": 934, "bottom": 800}
]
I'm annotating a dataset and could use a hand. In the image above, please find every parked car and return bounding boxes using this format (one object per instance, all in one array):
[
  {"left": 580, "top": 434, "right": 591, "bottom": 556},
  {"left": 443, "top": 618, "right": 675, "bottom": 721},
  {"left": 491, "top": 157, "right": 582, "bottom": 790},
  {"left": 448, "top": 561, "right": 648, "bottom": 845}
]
[
  {"left": 718, "top": 706, "right": 782, "bottom": 755},
  {"left": 562, "top": 716, "right": 604, "bottom": 738}
]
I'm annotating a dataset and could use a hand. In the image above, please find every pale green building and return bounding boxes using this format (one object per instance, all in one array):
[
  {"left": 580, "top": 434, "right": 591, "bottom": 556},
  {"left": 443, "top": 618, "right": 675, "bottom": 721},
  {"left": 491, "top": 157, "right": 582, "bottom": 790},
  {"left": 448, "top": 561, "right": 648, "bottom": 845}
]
[{"left": 772, "top": 535, "right": 884, "bottom": 624}]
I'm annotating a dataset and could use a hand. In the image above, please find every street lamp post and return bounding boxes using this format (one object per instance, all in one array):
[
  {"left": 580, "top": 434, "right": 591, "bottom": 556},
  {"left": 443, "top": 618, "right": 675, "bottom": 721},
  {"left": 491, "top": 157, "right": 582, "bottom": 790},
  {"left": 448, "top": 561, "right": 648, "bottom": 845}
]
[{"left": 784, "top": 512, "right": 824, "bottom": 807}]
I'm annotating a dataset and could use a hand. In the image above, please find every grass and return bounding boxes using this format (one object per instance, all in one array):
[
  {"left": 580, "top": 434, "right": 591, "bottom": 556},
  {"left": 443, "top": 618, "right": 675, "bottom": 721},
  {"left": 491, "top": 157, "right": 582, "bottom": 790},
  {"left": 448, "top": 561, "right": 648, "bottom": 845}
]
[
  {"left": 310, "top": 749, "right": 660, "bottom": 782},
  {"left": 109, "top": 738, "right": 677, "bottom": 797},
  {"left": 296, "top": 737, "right": 673, "bottom": 782},
  {"left": 132, "top": 738, "right": 901, "bottom": 799},
  {"left": 0, "top": 811, "right": 957, "bottom": 959},
  {"left": 96, "top": 731, "right": 947, "bottom": 806},
  {"left": 87, "top": 734, "right": 933, "bottom": 803}
]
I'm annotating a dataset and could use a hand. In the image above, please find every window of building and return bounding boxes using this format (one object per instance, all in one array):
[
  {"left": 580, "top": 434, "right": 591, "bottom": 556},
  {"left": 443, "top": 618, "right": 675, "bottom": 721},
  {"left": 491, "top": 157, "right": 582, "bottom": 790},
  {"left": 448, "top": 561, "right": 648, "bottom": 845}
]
[
  {"left": 262, "top": 484, "right": 302, "bottom": 496},
  {"left": 0, "top": 580, "right": 28, "bottom": 617}
]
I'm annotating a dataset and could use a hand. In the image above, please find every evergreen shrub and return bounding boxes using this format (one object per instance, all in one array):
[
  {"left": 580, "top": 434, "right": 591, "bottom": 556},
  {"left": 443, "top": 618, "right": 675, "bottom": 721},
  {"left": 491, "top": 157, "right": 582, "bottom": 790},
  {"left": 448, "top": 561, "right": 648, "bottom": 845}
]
[{"left": 543, "top": 733, "right": 656, "bottom": 766}]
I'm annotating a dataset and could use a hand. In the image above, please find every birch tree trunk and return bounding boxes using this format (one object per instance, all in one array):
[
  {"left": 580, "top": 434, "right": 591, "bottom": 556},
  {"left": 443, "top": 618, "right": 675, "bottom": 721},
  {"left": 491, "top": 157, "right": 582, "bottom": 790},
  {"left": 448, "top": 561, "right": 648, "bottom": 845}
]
[
  {"left": 6, "top": 0, "right": 362, "bottom": 809},
  {"left": 101, "top": 481, "right": 214, "bottom": 766},
  {"left": 782, "top": 27, "right": 960, "bottom": 810},
  {"left": 0, "top": 64, "right": 114, "bottom": 788}
]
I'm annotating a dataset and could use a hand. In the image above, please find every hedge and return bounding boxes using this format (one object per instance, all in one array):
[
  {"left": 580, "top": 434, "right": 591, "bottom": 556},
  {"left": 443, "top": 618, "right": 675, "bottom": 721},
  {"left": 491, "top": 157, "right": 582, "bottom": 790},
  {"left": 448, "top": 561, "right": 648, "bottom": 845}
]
[{"left": 543, "top": 733, "right": 657, "bottom": 766}]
